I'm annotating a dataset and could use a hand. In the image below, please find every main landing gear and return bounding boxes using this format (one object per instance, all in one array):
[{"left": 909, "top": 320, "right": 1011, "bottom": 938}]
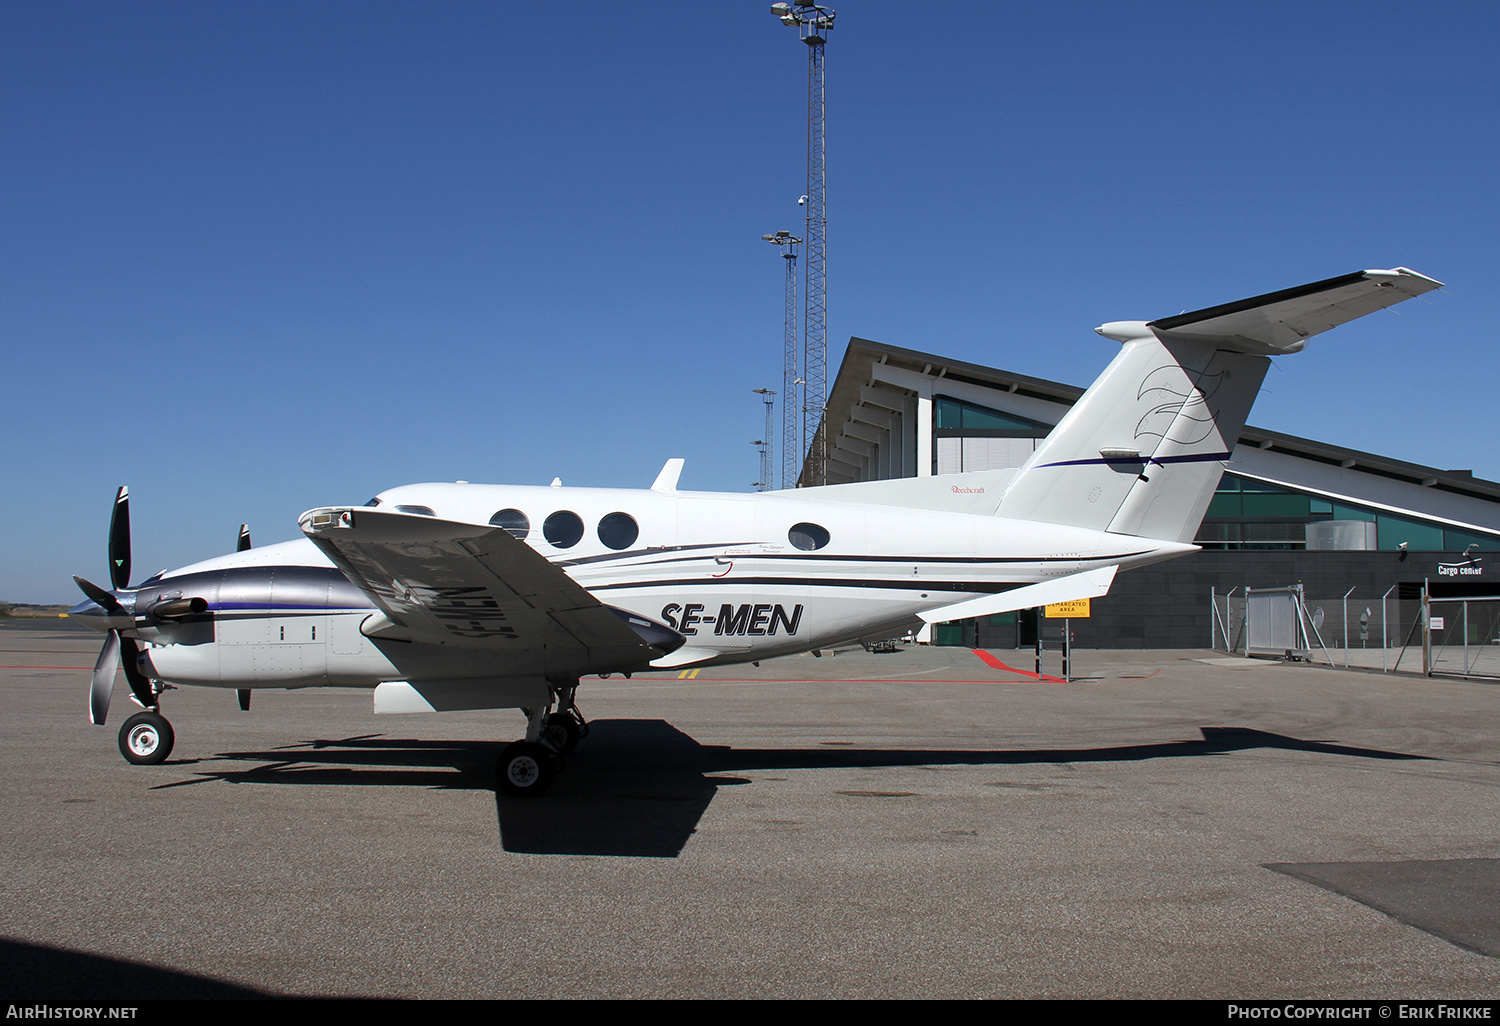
[
  {"left": 496, "top": 681, "right": 589, "bottom": 797},
  {"left": 497, "top": 740, "right": 556, "bottom": 797}
]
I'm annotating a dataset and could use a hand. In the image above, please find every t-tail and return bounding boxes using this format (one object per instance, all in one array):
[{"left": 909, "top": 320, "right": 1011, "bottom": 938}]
[{"left": 996, "top": 268, "right": 1443, "bottom": 543}]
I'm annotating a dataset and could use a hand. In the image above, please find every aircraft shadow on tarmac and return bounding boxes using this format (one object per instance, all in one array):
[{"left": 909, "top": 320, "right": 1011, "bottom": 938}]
[
  {"left": 0, "top": 937, "right": 275, "bottom": 1000},
  {"left": 157, "top": 721, "right": 1431, "bottom": 858}
]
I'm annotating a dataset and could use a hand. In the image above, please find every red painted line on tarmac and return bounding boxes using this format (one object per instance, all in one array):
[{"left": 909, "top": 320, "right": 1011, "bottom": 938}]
[
  {"left": 628, "top": 675, "right": 1018, "bottom": 683},
  {"left": 0, "top": 664, "right": 91, "bottom": 670},
  {"left": 971, "top": 649, "right": 1067, "bottom": 683}
]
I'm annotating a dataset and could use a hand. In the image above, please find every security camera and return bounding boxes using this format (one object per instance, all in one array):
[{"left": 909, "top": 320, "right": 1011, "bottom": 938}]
[{"left": 798, "top": 195, "right": 807, "bottom": 206}]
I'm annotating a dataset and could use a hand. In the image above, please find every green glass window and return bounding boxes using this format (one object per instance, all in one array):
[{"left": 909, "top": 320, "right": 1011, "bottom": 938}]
[
  {"left": 934, "top": 397, "right": 1049, "bottom": 434},
  {"left": 1206, "top": 493, "right": 1242, "bottom": 517},
  {"left": 1444, "top": 529, "right": 1499, "bottom": 552},
  {"left": 1376, "top": 516, "right": 1444, "bottom": 551},
  {"left": 1241, "top": 493, "right": 1310, "bottom": 518}
]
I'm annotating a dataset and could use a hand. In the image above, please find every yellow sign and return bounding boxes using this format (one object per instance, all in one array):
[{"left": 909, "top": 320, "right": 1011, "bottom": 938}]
[{"left": 1044, "top": 599, "right": 1091, "bottom": 618}]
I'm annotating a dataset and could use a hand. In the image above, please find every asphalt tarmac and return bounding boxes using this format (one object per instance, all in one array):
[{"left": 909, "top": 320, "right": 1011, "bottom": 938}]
[{"left": 2, "top": 619, "right": 1498, "bottom": 1000}]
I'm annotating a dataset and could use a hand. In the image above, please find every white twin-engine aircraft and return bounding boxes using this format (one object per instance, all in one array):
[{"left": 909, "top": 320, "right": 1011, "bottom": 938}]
[{"left": 71, "top": 268, "right": 1442, "bottom": 794}]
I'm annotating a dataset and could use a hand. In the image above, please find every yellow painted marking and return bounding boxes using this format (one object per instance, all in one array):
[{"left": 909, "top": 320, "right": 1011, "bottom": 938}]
[{"left": 676, "top": 668, "right": 701, "bottom": 679}]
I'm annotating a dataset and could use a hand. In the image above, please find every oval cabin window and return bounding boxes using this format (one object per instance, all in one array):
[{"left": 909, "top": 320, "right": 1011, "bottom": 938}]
[
  {"left": 597, "top": 512, "right": 639, "bottom": 550},
  {"left": 489, "top": 508, "right": 530, "bottom": 540},
  {"left": 788, "top": 522, "right": 830, "bottom": 551},
  {"left": 543, "top": 510, "right": 585, "bottom": 549}
]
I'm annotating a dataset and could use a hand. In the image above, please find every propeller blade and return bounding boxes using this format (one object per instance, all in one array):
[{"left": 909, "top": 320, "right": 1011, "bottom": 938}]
[
  {"left": 109, "top": 486, "right": 131, "bottom": 590},
  {"left": 237, "top": 689, "right": 251, "bottom": 711},
  {"left": 73, "top": 575, "right": 123, "bottom": 614},
  {"left": 90, "top": 630, "right": 120, "bottom": 725},
  {"left": 118, "top": 635, "right": 155, "bottom": 709},
  {"left": 237, "top": 524, "right": 252, "bottom": 551}
]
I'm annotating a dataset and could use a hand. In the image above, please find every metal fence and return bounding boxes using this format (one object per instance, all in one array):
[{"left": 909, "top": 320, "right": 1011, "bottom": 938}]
[
  {"left": 1426, "top": 596, "right": 1500, "bottom": 679},
  {"left": 1211, "top": 584, "right": 1436, "bottom": 674}
]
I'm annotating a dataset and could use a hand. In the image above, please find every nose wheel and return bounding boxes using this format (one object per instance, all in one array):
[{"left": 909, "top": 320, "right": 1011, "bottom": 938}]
[{"left": 118, "top": 711, "right": 174, "bottom": 765}]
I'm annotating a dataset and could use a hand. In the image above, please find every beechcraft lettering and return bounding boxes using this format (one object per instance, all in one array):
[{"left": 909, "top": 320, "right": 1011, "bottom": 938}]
[
  {"left": 660, "top": 602, "right": 804, "bottom": 637},
  {"left": 66, "top": 268, "right": 1444, "bottom": 795}
]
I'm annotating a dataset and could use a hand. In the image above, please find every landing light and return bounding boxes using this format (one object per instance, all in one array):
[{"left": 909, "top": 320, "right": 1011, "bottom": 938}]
[{"left": 308, "top": 510, "right": 353, "bottom": 530}]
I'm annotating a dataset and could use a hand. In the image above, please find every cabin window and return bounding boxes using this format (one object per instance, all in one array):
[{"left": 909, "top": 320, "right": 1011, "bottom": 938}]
[
  {"left": 543, "top": 511, "right": 585, "bottom": 548},
  {"left": 363, "top": 498, "right": 381, "bottom": 507},
  {"left": 489, "top": 509, "right": 530, "bottom": 540},
  {"left": 597, "top": 512, "right": 639, "bottom": 550},
  {"left": 788, "top": 522, "right": 830, "bottom": 551},
  {"left": 394, "top": 504, "right": 435, "bottom": 516}
]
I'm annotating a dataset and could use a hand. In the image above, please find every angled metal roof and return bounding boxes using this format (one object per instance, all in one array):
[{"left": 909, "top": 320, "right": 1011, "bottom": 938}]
[{"left": 809, "top": 337, "right": 1500, "bottom": 506}]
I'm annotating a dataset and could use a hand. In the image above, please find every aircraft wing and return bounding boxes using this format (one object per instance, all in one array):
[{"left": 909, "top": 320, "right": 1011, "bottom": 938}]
[
  {"left": 298, "top": 507, "right": 669, "bottom": 672},
  {"left": 1146, "top": 267, "right": 1443, "bottom": 355}
]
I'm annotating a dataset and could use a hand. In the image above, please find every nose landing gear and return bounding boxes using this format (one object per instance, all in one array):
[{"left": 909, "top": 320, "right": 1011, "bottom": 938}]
[{"left": 118, "top": 710, "right": 175, "bottom": 765}]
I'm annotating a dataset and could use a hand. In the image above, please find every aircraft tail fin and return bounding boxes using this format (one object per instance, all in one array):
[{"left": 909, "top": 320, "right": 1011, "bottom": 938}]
[{"left": 996, "top": 268, "right": 1442, "bottom": 542}]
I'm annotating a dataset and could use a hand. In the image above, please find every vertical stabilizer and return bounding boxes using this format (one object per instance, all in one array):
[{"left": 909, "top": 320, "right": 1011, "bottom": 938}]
[
  {"left": 997, "top": 336, "right": 1267, "bottom": 540},
  {"left": 996, "top": 267, "right": 1443, "bottom": 542}
]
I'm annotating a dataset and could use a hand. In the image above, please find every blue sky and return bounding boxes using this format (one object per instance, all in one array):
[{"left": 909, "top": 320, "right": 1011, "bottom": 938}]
[{"left": 5, "top": 1, "right": 1498, "bottom": 602}]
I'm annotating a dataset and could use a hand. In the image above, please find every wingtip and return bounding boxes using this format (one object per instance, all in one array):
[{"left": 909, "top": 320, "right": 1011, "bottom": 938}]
[{"left": 1365, "top": 267, "right": 1445, "bottom": 291}]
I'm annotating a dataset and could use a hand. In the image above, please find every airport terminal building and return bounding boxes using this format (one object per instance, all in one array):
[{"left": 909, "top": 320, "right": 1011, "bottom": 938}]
[{"left": 803, "top": 340, "right": 1500, "bottom": 649}]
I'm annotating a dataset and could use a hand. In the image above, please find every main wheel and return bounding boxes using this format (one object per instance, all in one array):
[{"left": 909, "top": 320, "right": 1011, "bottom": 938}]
[
  {"left": 497, "top": 741, "right": 555, "bottom": 797},
  {"left": 118, "top": 711, "right": 174, "bottom": 765},
  {"left": 542, "top": 712, "right": 581, "bottom": 755}
]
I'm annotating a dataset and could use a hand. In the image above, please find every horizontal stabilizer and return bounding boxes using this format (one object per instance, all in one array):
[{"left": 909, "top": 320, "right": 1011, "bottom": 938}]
[
  {"left": 1097, "top": 267, "right": 1443, "bottom": 355},
  {"left": 918, "top": 566, "right": 1117, "bottom": 624}
]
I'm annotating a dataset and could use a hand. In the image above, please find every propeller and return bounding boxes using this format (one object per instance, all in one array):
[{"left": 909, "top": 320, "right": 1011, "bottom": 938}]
[
  {"left": 89, "top": 629, "right": 121, "bottom": 725},
  {"left": 72, "top": 574, "right": 123, "bottom": 616},
  {"left": 109, "top": 485, "right": 130, "bottom": 590},
  {"left": 86, "top": 631, "right": 154, "bottom": 724},
  {"left": 76, "top": 486, "right": 156, "bottom": 724},
  {"left": 236, "top": 527, "right": 250, "bottom": 711}
]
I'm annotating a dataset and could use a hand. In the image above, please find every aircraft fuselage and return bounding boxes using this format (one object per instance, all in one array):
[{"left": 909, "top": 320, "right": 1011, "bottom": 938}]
[{"left": 74, "top": 481, "right": 1187, "bottom": 693}]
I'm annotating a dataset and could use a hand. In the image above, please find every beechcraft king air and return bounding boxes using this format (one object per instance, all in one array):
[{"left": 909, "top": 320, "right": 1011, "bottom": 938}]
[{"left": 71, "top": 268, "right": 1443, "bottom": 794}]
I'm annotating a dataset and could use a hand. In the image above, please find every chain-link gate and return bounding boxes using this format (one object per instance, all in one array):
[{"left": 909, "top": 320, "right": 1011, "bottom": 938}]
[
  {"left": 1213, "top": 581, "right": 1495, "bottom": 678},
  {"left": 1425, "top": 593, "right": 1500, "bottom": 680}
]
